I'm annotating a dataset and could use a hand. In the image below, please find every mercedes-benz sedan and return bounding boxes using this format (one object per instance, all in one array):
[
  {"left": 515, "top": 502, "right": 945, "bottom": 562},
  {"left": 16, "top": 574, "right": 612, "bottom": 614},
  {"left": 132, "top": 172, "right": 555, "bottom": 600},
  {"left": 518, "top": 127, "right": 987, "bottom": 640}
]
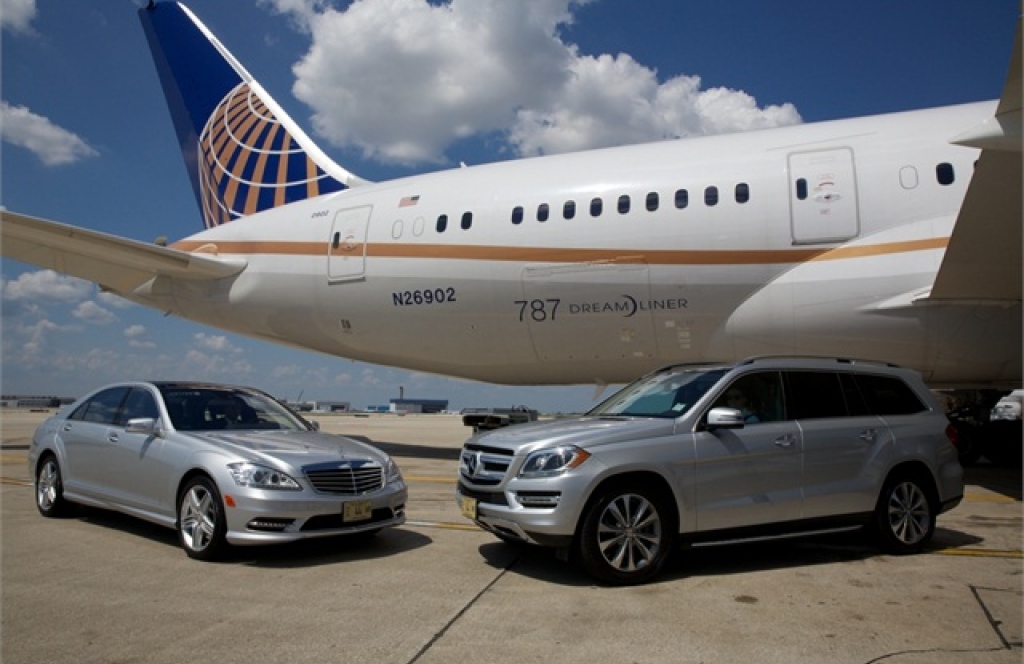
[{"left": 30, "top": 381, "right": 407, "bottom": 560}]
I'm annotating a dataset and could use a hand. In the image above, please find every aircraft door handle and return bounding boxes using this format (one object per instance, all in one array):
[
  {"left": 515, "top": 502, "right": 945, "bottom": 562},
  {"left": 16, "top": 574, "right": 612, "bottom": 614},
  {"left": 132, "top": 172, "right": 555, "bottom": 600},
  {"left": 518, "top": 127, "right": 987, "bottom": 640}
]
[{"left": 773, "top": 435, "right": 796, "bottom": 448}]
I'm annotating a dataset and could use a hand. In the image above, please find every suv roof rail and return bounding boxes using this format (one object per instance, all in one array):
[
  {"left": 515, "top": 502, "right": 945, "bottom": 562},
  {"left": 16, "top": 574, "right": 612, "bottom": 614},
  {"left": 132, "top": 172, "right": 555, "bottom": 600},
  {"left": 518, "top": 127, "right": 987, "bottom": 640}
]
[{"left": 737, "top": 355, "right": 904, "bottom": 369}]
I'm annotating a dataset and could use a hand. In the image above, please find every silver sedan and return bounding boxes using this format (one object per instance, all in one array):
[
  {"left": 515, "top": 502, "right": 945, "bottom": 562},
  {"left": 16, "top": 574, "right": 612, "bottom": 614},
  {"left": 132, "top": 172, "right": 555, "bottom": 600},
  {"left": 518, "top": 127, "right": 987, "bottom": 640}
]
[{"left": 29, "top": 381, "right": 407, "bottom": 560}]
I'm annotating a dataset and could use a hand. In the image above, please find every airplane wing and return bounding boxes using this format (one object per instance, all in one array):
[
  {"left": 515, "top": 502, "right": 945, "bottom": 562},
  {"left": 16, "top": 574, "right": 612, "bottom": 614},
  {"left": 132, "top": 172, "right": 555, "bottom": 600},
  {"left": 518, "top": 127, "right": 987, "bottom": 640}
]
[
  {"left": 0, "top": 210, "right": 247, "bottom": 294},
  {"left": 930, "top": 15, "right": 1022, "bottom": 303}
]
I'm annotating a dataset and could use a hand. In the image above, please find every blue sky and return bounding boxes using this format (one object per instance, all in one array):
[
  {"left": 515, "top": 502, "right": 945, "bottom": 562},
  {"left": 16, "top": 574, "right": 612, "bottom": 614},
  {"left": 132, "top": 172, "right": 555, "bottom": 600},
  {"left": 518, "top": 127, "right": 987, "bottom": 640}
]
[{"left": 1, "top": 0, "right": 1018, "bottom": 412}]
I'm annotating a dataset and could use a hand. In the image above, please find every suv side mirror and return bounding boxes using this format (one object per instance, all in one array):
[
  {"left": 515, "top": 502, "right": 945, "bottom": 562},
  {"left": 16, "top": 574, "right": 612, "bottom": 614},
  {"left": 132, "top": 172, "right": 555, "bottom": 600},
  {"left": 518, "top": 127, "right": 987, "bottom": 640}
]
[{"left": 706, "top": 407, "right": 745, "bottom": 431}]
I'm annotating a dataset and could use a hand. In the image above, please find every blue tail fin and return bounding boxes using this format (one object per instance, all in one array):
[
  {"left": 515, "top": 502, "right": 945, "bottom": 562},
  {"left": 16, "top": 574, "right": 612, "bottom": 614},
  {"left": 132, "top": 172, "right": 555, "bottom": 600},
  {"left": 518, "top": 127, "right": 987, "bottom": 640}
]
[{"left": 139, "top": 2, "right": 366, "bottom": 228}]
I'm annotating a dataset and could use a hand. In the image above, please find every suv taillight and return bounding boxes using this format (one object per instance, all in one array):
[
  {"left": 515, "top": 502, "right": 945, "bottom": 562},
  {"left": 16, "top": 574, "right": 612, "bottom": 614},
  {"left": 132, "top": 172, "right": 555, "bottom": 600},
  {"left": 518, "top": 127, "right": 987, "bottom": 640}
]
[{"left": 945, "top": 423, "right": 960, "bottom": 449}]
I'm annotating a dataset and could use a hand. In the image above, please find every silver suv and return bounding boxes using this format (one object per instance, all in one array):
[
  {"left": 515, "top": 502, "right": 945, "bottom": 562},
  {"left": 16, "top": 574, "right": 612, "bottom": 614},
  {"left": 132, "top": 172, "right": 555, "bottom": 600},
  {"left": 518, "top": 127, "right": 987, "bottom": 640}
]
[{"left": 456, "top": 358, "right": 963, "bottom": 585}]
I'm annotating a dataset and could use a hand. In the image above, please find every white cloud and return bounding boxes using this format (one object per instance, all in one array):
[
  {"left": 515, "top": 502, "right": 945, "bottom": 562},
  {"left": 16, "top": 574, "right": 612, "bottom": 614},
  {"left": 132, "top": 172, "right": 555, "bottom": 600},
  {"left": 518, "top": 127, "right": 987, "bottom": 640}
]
[
  {"left": 1, "top": 270, "right": 92, "bottom": 302},
  {"left": 1, "top": 0, "right": 36, "bottom": 34},
  {"left": 124, "top": 325, "right": 156, "bottom": 349},
  {"left": 281, "top": 0, "right": 799, "bottom": 165},
  {"left": 193, "top": 332, "right": 241, "bottom": 353},
  {"left": 97, "top": 291, "right": 135, "bottom": 309},
  {"left": 0, "top": 101, "right": 99, "bottom": 166},
  {"left": 71, "top": 300, "right": 115, "bottom": 325}
]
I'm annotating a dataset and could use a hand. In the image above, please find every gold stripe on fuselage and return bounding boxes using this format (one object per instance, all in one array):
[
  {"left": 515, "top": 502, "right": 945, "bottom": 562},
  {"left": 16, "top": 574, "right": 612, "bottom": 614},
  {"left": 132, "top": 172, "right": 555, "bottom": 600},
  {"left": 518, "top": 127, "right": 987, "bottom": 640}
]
[{"left": 170, "top": 237, "right": 950, "bottom": 266}]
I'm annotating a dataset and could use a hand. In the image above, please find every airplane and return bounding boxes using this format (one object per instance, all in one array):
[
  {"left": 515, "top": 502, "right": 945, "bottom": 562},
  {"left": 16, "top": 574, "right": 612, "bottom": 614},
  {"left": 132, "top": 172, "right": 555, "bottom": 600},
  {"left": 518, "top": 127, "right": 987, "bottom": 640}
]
[{"left": 2, "top": 3, "right": 1020, "bottom": 409}]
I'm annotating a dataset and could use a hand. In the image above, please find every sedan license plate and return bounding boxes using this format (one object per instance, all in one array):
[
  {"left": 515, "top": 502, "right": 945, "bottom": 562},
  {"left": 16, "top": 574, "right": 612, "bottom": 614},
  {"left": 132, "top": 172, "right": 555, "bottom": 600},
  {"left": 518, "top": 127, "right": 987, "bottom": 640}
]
[
  {"left": 459, "top": 495, "right": 478, "bottom": 520},
  {"left": 343, "top": 500, "right": 373, "bottom": 522}
]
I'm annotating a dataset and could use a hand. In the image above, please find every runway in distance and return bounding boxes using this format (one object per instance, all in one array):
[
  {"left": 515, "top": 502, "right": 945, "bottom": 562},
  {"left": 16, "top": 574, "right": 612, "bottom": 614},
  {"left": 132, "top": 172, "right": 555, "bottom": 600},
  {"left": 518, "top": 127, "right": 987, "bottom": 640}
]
[{"left": 2, "top": 3, "right": 1020, "bottom": 399}]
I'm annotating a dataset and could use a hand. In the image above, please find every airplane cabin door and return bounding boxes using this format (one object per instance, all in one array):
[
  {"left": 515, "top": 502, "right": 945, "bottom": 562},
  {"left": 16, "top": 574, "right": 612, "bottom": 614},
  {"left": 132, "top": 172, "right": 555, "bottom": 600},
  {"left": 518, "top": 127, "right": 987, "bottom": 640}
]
[
  {"left": 328, "top": 206, "right": 372, "bottom": 282},
  {"left": 788, "top": 148, "right": 860, "bottom": 244}
]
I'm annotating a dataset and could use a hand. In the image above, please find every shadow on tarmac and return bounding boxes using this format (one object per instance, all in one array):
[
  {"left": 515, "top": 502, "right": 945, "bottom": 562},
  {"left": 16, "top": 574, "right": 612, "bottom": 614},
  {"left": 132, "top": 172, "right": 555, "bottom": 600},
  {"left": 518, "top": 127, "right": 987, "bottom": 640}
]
[
  {"left": 963, "top": 461, "right": 1023, "bottom": 500},
  {"left": 66, "top": 504, "right": 431, "bottom": 568},
  {"left": 477, "top": 526, "right": 988, "bottom": 587}
]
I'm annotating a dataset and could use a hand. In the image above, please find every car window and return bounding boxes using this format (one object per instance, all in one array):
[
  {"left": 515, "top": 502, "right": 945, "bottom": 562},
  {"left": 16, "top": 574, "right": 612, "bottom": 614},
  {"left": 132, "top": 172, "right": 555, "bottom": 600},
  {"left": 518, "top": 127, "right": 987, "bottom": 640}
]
[
  {"left": 588, "top": 368, "right": 728, "bottom": 418},
  {"left": 853, "top": 373, "right": 927, "bottom": 415},
  {"left": 71, "top": 387, "right": 130, "bottom": 425},
  {"left": 117, "top": 388, "right": 160, "bottom": 426},
  {"left": 785, "top": 371, "right": 848, "bottom": 420},
  {"left": 159, "top": 386, "right": 310, "bottom": 431},
  {"left": 711, "top": 371, "right": 785, "bottom": 423}
]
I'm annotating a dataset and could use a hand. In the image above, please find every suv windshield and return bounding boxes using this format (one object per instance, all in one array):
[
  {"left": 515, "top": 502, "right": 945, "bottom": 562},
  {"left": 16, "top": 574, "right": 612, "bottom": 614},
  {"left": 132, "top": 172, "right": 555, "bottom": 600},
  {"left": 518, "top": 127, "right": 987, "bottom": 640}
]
[{"left": 587, "top": 368, "right": 728, "bottom": 418}]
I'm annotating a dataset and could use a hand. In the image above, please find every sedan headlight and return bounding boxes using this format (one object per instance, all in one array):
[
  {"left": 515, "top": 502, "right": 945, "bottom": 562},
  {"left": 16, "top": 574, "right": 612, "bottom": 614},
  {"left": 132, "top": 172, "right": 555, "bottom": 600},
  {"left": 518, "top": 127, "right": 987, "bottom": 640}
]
[
  {"left": 384, "top": 456, "right": 403, "bottom": 483},
  {"left": 518, "top": 446, "right": 591, "bottom": 478},
  {"left": 227, "top": 463, "right": 301, "bottom": 490}
]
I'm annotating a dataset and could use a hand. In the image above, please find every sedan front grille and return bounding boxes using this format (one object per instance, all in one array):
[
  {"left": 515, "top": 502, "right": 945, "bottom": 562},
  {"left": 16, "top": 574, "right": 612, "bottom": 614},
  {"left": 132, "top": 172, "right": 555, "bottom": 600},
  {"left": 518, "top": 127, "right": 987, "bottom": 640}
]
[{"left": 303, "top": 460, "right": 384, "bottom": 495}]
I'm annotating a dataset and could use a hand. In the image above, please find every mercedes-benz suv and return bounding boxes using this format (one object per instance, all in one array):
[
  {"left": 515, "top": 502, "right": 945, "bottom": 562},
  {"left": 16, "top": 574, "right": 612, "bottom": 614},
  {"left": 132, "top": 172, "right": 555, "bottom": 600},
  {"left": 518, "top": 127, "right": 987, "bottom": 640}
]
[{"left": 456, "top": 357, "right": 963, "bottom": 585}]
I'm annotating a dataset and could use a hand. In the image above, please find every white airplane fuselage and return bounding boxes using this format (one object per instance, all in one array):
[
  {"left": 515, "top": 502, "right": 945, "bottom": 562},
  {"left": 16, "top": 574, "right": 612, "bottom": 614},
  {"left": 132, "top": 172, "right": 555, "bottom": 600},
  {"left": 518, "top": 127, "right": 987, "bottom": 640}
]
[{"left": 138, "top": 100, "right": 1019, "bottom": 388}]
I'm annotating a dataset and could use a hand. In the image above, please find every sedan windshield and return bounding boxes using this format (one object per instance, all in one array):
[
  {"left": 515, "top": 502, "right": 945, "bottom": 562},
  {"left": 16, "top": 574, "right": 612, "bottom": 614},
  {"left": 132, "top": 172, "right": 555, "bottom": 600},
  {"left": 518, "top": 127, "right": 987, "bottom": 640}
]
[
  {"left": 587, "top": 368, "right": 728, "bottom": 418},
  {"left": 159, "top": 387, "right": 311, "bottom": 432}
]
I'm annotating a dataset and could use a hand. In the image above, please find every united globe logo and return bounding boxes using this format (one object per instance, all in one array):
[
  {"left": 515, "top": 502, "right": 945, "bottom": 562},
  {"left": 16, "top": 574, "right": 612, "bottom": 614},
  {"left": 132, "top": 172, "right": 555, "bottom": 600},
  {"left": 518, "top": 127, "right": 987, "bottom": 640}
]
[{"left": 196, "top": 83, "right": 346, "bottom": 227}]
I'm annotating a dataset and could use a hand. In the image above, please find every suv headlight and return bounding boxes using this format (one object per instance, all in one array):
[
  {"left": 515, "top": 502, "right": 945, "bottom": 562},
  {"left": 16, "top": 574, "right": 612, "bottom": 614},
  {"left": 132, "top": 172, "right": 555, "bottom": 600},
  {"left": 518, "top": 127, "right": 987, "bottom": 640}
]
[
  {"left": 227, "top": 463, "right": 301, "bottom": 490},
  {"left": 518, "top": 446, "right": 591, "bottom": 478}
]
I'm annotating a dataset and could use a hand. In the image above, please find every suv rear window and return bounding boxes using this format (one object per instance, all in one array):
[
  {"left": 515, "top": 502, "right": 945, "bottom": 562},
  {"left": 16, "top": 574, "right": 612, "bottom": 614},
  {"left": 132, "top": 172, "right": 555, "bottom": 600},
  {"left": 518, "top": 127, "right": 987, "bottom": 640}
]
[{"left": 852, "top": 374, "right": 927, "bottom": 415}]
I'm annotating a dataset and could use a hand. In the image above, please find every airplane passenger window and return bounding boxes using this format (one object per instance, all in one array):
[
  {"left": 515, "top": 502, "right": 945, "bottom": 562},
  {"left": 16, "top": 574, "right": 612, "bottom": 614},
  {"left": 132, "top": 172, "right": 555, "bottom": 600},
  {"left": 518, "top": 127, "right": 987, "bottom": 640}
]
[
  {"left": 735, "top": 183, "right": 750, "bottom": 203},
  {"left": 538, "top": 203, "right": 550, "bottom": 222},
  {"left": 511, "top": 206, "right": 524, "bottom": 225},
  {"left": 564, "top": 201, "right": 576, "bottom": 219},
  {"left": 936, "top": 163, "right": 955, "bottom": 186},
  {"left": 591, "top": 198, "right": 603, "bottom": 217},
  {"left": 705, "top": 186, "right": 718, "bottom": 206},
  {"left": 618, "top": 195, "right": 630, "bottom": 214},
  {"left": 646, "top": 192, "right": 659, "bottom": 212},
  {"left": 461, "top": 212, "right": 473, "bottom": 230},
  {"left": 436, "top": 214, "right": 448, "bottom": 232},
  {"left": 674, "top": 189, "right": 688, "bottom": 209}
]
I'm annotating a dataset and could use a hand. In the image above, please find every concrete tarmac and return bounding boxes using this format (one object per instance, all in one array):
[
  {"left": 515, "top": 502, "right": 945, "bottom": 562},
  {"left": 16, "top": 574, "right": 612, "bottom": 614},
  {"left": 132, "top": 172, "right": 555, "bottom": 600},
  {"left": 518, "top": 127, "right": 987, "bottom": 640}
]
[{"left": 1, "top": 410, "right": 1020, "bottom": 664}]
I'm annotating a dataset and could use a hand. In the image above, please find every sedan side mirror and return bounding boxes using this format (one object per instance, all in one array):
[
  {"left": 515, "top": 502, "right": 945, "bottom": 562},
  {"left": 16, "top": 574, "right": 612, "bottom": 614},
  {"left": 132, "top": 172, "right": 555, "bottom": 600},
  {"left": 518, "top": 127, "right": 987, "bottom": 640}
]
[
  {"left": 125, "top": 417, "right": 158, "bottom": 435},
  {"left": 706, "top": 407, "right": 745, "bottom": 431}
]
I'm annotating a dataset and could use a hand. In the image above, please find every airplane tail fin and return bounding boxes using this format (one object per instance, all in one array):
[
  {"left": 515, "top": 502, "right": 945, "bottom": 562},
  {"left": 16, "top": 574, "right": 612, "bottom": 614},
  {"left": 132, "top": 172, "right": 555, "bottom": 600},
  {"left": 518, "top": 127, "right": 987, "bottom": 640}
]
[{"left": 139, "top": 2, "right": 368, "bottom": 228}]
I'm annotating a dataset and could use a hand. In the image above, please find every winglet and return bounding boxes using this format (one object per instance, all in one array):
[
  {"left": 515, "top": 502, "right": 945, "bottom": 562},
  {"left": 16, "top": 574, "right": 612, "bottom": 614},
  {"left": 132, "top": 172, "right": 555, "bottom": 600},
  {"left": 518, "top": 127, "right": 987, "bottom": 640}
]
[{"left": 139, "top": 2, "right": 369, "bottom": 229}]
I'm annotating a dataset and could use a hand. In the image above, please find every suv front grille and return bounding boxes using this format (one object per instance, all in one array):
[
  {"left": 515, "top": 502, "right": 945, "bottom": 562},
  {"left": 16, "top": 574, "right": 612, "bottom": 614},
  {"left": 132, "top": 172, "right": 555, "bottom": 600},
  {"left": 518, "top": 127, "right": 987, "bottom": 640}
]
[
  {"left": 303, "top": 460, "right": 384, "bottom": 495},
  {"left": 459, "top": 444, "right": 514, "bottom": 486}
]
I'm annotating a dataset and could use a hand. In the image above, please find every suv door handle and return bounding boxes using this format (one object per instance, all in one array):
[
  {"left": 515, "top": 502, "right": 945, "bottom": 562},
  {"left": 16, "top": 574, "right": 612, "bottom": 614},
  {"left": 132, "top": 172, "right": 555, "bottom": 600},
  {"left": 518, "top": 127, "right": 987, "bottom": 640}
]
[
  {"left": 859, "top": 429, "right": 877, "bottom": 443},
  {"left": 773, "top": 434, "right": 797, "bottom": 448}
]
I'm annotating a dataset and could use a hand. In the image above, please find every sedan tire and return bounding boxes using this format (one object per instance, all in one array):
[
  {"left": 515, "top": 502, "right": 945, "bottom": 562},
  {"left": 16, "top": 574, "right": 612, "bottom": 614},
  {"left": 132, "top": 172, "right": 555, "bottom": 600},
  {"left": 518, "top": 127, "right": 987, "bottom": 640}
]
[
  {"left": 178, "top": 475, "right": 229, "bottom": 561},
  {"left": 874, "top": 472, "right": 936, "bottom": 554},
  {"left": 578, "top": 483, "right": 675, "bottom": 585},
  {"left": 35, "top": 454, "right": 72, "bottom": 518}
]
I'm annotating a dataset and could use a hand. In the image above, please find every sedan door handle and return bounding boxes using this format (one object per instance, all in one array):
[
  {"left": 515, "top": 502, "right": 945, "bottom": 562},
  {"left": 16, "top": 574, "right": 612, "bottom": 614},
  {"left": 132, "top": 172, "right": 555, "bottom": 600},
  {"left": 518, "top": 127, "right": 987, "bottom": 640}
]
[
  {"left": 773, "top": 434, "right": 796, "bottom": 448},
  {"left": 859, "top": 429, "right": 877, "bottom": 443},
  {"left": 107, "top": 432, "right": 119, "bottom": 443}
]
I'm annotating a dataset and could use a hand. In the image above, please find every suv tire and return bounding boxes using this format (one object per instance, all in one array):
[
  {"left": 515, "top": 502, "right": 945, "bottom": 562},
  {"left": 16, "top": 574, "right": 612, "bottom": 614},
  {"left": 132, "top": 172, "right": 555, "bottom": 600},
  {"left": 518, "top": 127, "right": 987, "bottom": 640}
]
[
  {"left": 874, "top": 472, "right": 936, "bottom": 554},
  {"left": 578, "top": 483, "right": 675, "bottom": 585}
]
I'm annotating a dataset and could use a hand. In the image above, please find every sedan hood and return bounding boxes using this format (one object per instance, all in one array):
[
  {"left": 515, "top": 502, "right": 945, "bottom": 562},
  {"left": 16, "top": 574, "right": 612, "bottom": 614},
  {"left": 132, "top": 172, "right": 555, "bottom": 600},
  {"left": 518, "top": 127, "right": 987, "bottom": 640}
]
[
  {"left": 470, "top": 416, "right": 676, "bottom": 455},
  {"left": 188, "top": 430, "right": 388, "bottom": 466}
]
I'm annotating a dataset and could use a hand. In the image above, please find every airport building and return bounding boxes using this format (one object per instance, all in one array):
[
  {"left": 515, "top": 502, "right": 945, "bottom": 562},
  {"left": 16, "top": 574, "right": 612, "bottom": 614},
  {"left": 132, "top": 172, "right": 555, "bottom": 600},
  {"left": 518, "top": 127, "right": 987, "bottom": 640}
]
[{"left": 389, "top": 398, "right": 449, "bottom": 414}]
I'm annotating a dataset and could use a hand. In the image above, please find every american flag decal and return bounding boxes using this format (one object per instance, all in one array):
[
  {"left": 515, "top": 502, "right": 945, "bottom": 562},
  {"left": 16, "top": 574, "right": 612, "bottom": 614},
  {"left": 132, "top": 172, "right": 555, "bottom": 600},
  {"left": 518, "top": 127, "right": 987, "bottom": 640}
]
[{"left": 399, "top": 195, "right": 420, "bottom": 208}]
